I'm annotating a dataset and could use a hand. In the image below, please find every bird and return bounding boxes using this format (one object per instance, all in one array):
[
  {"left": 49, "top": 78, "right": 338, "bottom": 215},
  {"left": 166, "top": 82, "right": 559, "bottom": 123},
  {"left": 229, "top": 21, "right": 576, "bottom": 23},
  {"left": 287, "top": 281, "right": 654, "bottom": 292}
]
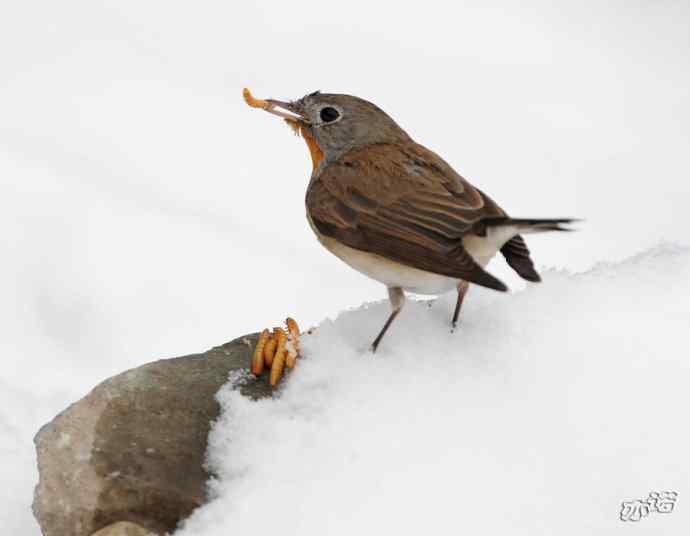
[{"left": 243, "top": 88, "right": 575, "bottom": 352}]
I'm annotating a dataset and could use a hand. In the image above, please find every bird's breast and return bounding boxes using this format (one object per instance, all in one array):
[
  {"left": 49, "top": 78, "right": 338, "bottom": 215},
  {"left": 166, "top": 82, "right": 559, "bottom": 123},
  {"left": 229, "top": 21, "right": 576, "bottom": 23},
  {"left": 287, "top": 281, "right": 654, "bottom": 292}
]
[{"left": 306, "top": 213, "right": 460, "bottom": 295}]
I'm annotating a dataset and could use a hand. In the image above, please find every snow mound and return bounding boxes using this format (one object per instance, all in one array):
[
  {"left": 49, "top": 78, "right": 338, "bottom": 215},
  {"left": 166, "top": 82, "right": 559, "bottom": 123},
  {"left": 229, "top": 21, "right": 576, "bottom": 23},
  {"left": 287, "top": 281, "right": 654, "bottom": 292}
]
[{"left": 178, "top": 244, "right": 690, "bottom": 536}]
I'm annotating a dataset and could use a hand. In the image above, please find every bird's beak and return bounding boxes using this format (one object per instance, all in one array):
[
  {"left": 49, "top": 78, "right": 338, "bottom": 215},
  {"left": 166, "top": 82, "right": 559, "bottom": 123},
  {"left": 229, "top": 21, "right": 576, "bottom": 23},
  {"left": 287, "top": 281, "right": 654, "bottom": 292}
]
[{"left": 242, "top": 88, "right": 309, "bottom": 124}]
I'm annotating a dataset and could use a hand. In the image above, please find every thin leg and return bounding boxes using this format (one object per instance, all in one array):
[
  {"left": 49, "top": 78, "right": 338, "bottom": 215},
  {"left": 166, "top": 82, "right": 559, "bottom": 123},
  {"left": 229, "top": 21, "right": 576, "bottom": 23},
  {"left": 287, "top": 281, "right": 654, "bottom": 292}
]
[
  {"left": 371, "top": 287, "right": 405, "bottom": 353},
  {"left": 451, "top": 280, "right": 470, "bottom": 330}
]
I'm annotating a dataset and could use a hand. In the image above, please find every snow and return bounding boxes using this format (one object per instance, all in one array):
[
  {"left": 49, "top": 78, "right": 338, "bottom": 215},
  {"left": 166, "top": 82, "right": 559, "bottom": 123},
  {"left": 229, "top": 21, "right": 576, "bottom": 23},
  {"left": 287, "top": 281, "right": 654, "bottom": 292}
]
[
  {"left": 177, "top": 244, "right": 690, "bottom": 535},
  {"left": 0, "top": 384, "right": 71, "bottom": 532}
]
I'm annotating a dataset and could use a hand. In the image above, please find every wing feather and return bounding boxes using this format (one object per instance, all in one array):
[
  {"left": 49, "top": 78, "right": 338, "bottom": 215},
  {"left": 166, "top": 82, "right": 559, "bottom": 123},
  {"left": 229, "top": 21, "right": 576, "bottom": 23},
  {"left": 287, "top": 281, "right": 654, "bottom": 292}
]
[{"left": 306, "top": 142, "right": 508, "bottom": 290}]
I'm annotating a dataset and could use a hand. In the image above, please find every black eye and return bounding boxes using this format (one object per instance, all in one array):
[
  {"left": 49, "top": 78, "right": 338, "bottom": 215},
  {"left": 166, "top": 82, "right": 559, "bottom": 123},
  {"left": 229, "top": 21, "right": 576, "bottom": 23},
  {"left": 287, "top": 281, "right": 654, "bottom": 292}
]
[{"left": 320, "top": 106, "right": 340, "bottom": 123}]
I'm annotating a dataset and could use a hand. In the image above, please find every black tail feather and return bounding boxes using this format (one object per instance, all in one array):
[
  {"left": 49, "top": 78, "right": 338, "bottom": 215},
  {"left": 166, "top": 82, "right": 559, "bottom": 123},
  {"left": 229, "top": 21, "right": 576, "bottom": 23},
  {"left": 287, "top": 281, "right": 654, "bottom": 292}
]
[
  {"left": 501, "top": 235, "right": 541, "bottom": 283},
  {"left": 483, "top": 217, "right": 578, "bottom": 233}
]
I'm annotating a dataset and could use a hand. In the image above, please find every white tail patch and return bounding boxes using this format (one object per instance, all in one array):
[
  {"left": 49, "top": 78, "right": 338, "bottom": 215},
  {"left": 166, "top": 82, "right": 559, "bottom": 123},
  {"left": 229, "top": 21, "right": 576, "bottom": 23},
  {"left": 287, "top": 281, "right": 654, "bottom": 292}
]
[{"left": 463, "top": 226, "right": 520, "bottom": 267}]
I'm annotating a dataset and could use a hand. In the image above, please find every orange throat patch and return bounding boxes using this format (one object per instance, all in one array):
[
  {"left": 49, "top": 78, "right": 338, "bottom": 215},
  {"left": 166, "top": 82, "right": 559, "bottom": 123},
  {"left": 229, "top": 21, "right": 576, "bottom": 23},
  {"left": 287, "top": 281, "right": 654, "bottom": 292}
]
[{"left": 287, "top": 119, "right": 324, "bottom": 171}]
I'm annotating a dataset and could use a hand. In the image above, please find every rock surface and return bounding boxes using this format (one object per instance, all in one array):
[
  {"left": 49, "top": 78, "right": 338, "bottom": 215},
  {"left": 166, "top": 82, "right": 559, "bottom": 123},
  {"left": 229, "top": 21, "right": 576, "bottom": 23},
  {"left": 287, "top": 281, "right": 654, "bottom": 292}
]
[
  {"left": 91, "top": 521, "right": 153, "bottom": 536},
  {"left": 33, "top": 334, "right": 271, "bottom": 536}
]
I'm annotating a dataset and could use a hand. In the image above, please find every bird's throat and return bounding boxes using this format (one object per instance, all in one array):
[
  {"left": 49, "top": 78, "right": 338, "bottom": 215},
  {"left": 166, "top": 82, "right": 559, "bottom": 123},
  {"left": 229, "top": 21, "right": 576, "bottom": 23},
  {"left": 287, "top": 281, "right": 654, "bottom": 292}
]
[
  {"left": 284, "top": 118, "right": 324, "bottom": 171},
  {"left": 299, "top": 126, "right": 324, "bottom": 171}
]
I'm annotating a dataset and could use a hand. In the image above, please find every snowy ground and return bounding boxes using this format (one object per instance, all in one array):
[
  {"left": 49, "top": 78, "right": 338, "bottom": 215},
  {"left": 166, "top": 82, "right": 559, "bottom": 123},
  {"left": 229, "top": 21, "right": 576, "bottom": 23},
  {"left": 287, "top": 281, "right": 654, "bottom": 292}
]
[
  {"left": 2, "top": 1, "right": 690, "bottom": 534},
  {"left": 177, "top": 244, "right": 690, "bottom": 536}
]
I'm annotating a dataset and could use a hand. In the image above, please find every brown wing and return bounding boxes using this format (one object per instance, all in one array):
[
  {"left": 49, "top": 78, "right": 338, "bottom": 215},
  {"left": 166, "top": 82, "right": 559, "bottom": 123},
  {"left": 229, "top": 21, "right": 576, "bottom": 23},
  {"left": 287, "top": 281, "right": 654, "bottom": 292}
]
[{"left": 306, "top": 142, "right": 508, "bottom": 291}]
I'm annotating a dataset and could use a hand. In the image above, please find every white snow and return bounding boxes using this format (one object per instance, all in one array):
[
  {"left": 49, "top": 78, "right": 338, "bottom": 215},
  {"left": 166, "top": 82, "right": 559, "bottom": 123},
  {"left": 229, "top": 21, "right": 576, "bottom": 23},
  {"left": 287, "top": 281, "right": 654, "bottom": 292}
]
[
  {"left": 177, "top": 244, "right": 690, "bottom": 536},
  {"left": 0, "top": 385, "right": 71, "bottom": 533}
]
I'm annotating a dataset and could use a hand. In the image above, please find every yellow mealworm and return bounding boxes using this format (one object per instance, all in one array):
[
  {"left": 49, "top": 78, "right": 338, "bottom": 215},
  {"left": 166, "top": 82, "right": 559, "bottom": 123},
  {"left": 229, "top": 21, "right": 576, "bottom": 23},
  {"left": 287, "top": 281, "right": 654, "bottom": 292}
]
[
  {"left": 270, "top": 329, "right": 288, "bottom": 386},
  {"left": 242, "top": 87, "right": 270, "bottom": 110},
  {"left": 286, "top": 317, "right": 300, "bottom": 338},
  {"left": 286, "top": 317, "right": 301, "bottom": 355},
  {"left": 263, "top": 333, "right": 277, "bottom": 367},
  {"left": 285, "top": 344, "right": 297, "bottom": 369},
  {"left": 251, "top": 329, "right": 269, "bottom": 375}
]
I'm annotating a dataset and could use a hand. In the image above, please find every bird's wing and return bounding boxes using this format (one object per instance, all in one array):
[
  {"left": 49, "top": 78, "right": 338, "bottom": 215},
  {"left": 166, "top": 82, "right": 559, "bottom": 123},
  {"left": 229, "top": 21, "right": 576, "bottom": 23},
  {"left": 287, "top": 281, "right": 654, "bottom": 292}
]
[{"left": 306, "top": 142, "right": 508, "bottom": 291}]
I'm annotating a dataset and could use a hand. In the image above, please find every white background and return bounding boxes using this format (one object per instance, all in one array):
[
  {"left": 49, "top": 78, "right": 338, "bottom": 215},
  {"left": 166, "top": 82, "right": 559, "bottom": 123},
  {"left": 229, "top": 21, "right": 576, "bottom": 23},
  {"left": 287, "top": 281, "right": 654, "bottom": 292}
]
[{"left": 1, "top": 1, "right": 689, "bottom": 533}]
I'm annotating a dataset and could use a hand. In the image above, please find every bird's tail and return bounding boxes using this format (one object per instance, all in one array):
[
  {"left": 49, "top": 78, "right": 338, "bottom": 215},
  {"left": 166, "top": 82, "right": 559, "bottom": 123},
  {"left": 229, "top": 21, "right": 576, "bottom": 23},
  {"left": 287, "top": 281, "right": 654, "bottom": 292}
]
[{"left": 482, "top": 217, "right": 578, "bottom": 234}]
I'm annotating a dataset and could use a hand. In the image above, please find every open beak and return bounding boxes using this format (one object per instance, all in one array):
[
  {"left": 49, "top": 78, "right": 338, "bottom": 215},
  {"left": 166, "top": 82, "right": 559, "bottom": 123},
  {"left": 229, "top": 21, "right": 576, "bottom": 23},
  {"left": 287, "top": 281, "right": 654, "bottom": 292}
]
[
  {"left": 242, "top": 88, "right": 309, "bottom": 124},
  {"left": 243, "top": 87, "right": 323, "bottom": 170}
]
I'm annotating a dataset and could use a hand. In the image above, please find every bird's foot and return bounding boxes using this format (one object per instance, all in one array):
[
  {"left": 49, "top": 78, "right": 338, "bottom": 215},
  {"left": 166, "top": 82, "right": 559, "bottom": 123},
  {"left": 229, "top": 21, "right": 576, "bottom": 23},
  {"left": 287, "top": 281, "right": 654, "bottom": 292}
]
[{"left": 250, "top": 317, "right": 302, "bottom": 387}]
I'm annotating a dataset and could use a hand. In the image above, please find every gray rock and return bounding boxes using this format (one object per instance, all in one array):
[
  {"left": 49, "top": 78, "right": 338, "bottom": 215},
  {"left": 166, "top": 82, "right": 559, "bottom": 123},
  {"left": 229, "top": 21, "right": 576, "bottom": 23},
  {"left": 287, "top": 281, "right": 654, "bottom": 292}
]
[
  {"left": 33, "top": 334, "right": 272, "bottom": 536},
  {"left": 91, "top": 521, "right": 153, "bottom": 536}
]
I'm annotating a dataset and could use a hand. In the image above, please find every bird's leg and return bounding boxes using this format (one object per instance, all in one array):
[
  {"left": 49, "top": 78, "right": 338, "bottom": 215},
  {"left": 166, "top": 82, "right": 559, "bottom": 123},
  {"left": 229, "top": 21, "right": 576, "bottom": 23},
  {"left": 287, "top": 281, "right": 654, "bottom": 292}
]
[
  {"left": 371, "top": 287, "right": 405, "bottom": 353},
  {"left": 451, "top": 280, "right": 470, "bottom": 331}
]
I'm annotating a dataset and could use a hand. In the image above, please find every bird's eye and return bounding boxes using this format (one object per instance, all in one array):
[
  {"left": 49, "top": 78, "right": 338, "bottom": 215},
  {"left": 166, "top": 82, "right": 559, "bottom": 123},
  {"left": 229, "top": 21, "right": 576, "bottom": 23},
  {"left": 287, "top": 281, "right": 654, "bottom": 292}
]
[{"left": 320, "top": 106, "right": 340, "bottom": 123}]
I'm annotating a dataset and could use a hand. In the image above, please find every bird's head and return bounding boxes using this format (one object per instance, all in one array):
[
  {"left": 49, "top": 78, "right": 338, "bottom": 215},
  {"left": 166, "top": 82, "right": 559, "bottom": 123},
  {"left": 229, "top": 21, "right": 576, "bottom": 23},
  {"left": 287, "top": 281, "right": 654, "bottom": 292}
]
[{"left": 243, "top": 89, "right": 410, "bottom": 170}]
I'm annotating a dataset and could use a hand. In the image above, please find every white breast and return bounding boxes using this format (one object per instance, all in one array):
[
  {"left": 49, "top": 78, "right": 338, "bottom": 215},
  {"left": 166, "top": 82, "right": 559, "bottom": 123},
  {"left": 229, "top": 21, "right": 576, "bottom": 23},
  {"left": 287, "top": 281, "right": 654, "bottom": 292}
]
[{"left": 308, "top": 215, "right": 517, "bottom": 295}]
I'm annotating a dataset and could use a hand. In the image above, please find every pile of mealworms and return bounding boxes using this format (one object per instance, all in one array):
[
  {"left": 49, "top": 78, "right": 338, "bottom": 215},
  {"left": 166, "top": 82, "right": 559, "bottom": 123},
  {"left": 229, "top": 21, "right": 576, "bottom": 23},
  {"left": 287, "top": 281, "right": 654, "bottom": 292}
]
[{"left": 251, "top": 318, "right": 302, "bottom": 387}]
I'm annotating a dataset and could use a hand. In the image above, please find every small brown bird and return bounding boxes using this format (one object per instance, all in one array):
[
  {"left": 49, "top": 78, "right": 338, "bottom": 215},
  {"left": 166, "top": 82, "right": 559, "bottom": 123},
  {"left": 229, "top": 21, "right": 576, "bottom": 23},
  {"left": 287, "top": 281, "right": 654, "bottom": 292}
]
[{"left": 244, "top": 89, "right": 575, "bottom": 352}]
